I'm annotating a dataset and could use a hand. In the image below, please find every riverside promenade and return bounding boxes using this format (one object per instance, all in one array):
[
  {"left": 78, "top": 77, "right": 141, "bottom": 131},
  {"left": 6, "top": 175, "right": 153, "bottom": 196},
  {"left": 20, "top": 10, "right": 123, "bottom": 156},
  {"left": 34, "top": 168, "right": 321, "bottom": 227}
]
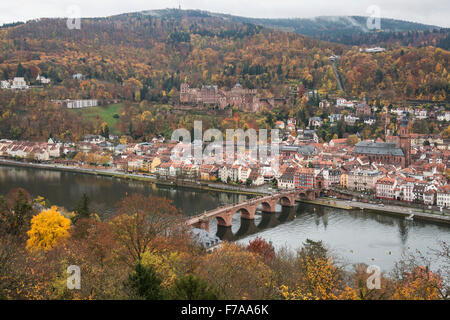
[
  {"left": 0, "top": 159, "right": 267, "bottom": 196},
  {"left": 301, "top": 198, "right": 450, "bottom": 225}
]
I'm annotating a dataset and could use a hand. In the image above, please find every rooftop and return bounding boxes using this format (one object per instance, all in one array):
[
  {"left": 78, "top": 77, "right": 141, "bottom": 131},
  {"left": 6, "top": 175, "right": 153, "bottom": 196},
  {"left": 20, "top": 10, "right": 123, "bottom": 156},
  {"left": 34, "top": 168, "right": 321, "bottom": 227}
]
[{"left": 354, "top": 141, "right": 405, "bottom": 157}]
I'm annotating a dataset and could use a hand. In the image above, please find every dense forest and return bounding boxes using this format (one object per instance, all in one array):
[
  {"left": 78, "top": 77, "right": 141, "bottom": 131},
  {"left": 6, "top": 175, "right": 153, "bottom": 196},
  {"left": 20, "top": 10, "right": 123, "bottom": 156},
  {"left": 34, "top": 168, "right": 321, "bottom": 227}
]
[
  {"left": 0, "top": 11, "right": 448, "bottom": 100},
  {"left": 204, "top": 12, "right": 450, "bottom": 48},
  {"left": 0, "top": 10, "right": 448, "bottom": 141}
]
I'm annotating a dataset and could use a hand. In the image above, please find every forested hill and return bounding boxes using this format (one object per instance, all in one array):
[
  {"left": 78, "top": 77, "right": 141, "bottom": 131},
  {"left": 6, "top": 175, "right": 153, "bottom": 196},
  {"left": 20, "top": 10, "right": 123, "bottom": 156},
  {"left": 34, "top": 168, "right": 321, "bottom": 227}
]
[
  {"left": 0, "top": 9, "right": 448, "bottom": 102},
  {"left": 0, "top": 10, "right": 346, "bottom": 95},
  {"left": 196, "top": 11, "right": 449, "bottom": 48},
  {"left": 0, "top": 9, "right": 448, "bottom": 142}
]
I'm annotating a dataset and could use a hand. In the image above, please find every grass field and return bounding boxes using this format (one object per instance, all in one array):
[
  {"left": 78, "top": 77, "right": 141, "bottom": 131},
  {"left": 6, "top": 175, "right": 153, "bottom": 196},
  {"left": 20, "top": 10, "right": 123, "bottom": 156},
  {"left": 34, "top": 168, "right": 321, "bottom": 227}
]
[{"left": 70, "top": 103, "right": 124, "bottom": 134}]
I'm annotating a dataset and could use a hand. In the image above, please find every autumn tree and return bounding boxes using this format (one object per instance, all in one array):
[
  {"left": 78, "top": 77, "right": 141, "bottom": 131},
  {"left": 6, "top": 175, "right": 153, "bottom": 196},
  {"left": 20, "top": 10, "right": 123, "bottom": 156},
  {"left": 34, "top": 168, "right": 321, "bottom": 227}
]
[
  {"left": 26, "top": 206, "right": 71, "bottom": 252},
  {"left": 110, "top": 194, "right": 183, "bottom": 265},
  {"left": 351, "top": 263, "right": 395, "bottom": 300},
  {"left": 246, "top": 237, "right": 275, "bottom": 262},
  {"left": 197, "top": 243, "right": 276, "bottom": 299},
  {"left": 0, "top": 188, "right": 34, "bottom": 240},
  {"left": 280, "top": 239, "right": 357, "bottom": 300},
  {"left": 392, "top": 266, "right": 443, "bottom": 300},
  {"left": 347, "top": 134, "right": 360, "bottom": 146},
  {"left": 391, "top": 247, "right": 448, "bottom": 300}
]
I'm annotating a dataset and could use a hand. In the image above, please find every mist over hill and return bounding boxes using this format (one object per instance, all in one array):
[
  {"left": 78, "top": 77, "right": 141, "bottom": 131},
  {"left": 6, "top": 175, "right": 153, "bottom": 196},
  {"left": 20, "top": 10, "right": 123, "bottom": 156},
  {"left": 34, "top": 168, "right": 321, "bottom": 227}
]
[{"left": 142, "top": 9, "right": 449, "bottom": 48}]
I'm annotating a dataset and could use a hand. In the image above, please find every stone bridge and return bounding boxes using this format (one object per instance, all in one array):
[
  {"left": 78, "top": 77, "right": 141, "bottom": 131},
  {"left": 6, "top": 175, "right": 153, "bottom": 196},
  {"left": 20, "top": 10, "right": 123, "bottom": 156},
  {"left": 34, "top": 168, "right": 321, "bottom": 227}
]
[{"left": 186, "top": 189, "right": 314, "bottom": 232}]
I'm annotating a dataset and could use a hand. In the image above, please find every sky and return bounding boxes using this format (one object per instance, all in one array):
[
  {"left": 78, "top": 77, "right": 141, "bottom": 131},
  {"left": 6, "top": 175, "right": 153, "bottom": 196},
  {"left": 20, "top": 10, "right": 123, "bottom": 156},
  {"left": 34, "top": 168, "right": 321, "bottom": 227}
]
[{"left": 0, "top": 0, "right": 449, "bottom": 28}]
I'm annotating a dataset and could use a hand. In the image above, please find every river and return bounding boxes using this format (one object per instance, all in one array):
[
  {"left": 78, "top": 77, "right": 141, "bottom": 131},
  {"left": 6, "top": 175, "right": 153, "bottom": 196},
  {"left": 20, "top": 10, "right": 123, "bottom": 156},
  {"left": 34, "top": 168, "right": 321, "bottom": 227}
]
[{"left": 0, "top": 164, "right": 448, "bottom": 272}]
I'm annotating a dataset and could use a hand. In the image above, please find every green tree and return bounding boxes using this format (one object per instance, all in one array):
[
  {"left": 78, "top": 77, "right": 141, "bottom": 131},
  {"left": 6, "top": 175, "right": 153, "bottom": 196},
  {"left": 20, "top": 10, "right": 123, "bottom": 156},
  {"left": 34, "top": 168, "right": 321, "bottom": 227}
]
[
  {"left": 73, "top": 193, "right": 90, "bottom": 223},
  {"left": 169, "top": 274, "right": 219, "bottom": 300},
  {"left": 126, "top": 263, "right": 163, "bottom": 300}
]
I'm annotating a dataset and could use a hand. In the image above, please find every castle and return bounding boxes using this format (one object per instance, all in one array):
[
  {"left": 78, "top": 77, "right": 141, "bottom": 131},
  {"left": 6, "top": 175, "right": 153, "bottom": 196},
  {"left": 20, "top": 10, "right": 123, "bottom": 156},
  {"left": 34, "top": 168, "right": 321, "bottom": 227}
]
[{"left": 180, "top": 83, "right": 269, "bottom": 112}]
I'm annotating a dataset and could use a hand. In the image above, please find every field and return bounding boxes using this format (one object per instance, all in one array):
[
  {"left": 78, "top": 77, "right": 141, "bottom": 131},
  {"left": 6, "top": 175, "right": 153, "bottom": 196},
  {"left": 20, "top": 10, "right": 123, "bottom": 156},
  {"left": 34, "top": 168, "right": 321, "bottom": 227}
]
[{"left": 70, "top": 103, "right": 124, "bottom": 135}]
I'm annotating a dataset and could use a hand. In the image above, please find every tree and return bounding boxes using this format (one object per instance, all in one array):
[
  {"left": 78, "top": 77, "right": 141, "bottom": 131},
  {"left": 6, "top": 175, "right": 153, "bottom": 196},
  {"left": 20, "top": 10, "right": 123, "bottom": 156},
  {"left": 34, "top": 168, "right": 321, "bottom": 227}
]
[
  {"left": 280, "top": 239, "right": 355, "bottom": 300},
  {"left": 100, "top": 122, "right": 109, "bottom": 139},
  {"left": 197, "top": 243, "right": 276, "bottom": 299},
  {"left": 169, "top": 274, "right": 219, "bottom": 300},
  {"left": 347, "top": 134, "right": 360, "bottom": 146},
  {"left": 26, "top": 206, "right": 71, "bottom": 252},
  {"left": 73, "top": 193, "right": 90, "bottom": 223},
  {"left": 0, "top": 188, "right": 34, "bottom": 239},
  {"left": 126, "top": 262, "right": 163, "bottom": 300},
  {"left": 110, "top": 194, "right": 183, "bottom": 264},
  {"left": 392, "top": 266, "right": 442, "bottom": 300},
  {"left": 246, "top": 237, "right": 275, "bottom": 262}
]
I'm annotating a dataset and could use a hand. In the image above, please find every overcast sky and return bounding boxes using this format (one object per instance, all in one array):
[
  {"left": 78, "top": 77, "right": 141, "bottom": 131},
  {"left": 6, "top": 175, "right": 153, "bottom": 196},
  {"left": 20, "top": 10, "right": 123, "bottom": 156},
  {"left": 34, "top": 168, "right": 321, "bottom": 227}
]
[{"left": 1, "top": 0, "right": 449, "bottom": 27}]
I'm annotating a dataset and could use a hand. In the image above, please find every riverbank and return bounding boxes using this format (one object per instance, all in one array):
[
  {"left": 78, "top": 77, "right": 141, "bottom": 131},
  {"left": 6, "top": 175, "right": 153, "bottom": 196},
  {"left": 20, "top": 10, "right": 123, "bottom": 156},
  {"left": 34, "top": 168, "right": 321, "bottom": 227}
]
[
  {"left": 0, "top": 159, "right": 266, "bottom": 197},
  {"left": 3, "top": 159, "right": 449, "bottom": 225},
  {"left": 300, "top": 198, "right": 450, "bottom": 225}
]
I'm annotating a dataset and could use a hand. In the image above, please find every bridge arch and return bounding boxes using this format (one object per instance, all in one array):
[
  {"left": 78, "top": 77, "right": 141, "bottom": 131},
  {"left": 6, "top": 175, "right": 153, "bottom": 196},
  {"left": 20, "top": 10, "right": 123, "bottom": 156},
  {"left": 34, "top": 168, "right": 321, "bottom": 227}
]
[
  {"left": 260, "top": 200, "right": 277, "bottom": 212},
  {"left": 280, "top": 196, "right": 293, "bottom": 207},
  {"left": 215, "top": 214, "right": 233, "bottom": 227},
  {"left": 239, "top": 207, "right": 254, "bottom": 220}
]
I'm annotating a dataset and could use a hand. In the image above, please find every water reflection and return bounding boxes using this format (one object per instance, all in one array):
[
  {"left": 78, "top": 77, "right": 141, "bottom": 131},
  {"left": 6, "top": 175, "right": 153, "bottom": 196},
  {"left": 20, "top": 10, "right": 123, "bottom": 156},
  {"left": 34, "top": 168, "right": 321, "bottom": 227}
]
[
  {"left": 1, "top": 165, "right": 448, "bottom": 271},
  {"left": 0, "top": 165, "right": 251, "bottom": 219},
  {"left": 214, "top": 206, "right": 298, "bottom": 241},
  {"left": 236, "top": 203, "right": 449, "bottom": 271}
]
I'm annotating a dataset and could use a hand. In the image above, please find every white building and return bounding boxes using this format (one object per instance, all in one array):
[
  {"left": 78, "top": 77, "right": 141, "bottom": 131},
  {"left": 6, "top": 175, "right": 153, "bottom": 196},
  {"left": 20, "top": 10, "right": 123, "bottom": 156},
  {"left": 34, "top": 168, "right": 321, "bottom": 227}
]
[
  {"left": 219, "top": 166, "right": 231, "bottom": 182},
  {"left": 66, "top": 99, "right": 98, "bottom": 109},
  {"left": 10, "top": 77, "right": 29, "bottom": 90},
  {"left": 414, "top": 109, "right": 428, "bottom": 120},
  {"left": 362, "top": 47, "right": 386, "bottom": 53},
  {"left": 437, "top": 185, "right": 450, "bottom": 208},
  {"left": 336, "top": 98, "right": 355, "bottom": 108},
  {"left": 364, "top": 118, "right": 376, "bottom": 125},
  {"left": 344, "top": 115, "right": 360, "bottom": 125},
  {"left": 437, "top": 112, "right": 450, "bottom": 122},
  {"left": 1, "top": 80, "right": 10, "bottom": 89},
  {"left": 73, "top": 73, "right": 85, "bottom": 80},
  {"left": 348, "top": 169, "right": 381, "bottom": 191},
  {"left": 376, "top": 176, "right": 397, "bottom": 199},
  {"left": 36, "top": 74, "right": 51, "bottom": 84}
]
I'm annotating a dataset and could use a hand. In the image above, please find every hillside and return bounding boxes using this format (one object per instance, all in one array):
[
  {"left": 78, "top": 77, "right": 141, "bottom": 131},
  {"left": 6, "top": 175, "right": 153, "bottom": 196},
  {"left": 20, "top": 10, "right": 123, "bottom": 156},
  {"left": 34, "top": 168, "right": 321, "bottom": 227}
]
[
  {"left": 209, "top": 12, "right": 449, "bottom": 48},
  {"left": 0, "top": 10, "right": 345, "bottom": 95},
  {"left": 0, "top": 9, "right": 448, "bottom": 141}
]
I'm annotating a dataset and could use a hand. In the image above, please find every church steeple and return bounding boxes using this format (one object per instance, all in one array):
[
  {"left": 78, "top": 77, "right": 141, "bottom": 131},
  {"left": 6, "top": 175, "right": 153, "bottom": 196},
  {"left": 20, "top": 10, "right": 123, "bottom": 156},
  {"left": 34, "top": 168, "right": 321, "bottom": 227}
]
[
  {"left": 399, "top": 113, "right": 411, "bottom": 167},
  {"left": 399, "top": 112, "right": 409, "bottom": 136}
]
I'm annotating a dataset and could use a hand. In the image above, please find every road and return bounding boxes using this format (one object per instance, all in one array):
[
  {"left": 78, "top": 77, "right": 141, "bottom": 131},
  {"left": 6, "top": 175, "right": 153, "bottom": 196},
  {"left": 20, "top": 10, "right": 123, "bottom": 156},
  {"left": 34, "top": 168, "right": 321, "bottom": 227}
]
[
  {"left": 331, "top": 61, "right": 344, "bottom": 92},
  {"left": 319, "top": 198, "right": 450, "bottom": 224}
]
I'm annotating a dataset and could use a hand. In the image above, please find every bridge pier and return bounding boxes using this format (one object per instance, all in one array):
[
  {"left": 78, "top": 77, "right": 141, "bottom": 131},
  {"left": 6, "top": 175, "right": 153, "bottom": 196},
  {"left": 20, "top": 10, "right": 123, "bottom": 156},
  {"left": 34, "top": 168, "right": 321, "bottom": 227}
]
[
  {"left": 192, "top": 219, "right": 210, "bottom": 232},
  {"left": 240, "top": 204, "right": 259, "bottom": 220},
  {"left": 261, "top": 199, "right": 278, "bottom": 213},
  {"left": 280, "top": 194, "right": 297, "bottom": 207},
  {"left": 216, "top": 213, "right": 234, "bottom": 228}
]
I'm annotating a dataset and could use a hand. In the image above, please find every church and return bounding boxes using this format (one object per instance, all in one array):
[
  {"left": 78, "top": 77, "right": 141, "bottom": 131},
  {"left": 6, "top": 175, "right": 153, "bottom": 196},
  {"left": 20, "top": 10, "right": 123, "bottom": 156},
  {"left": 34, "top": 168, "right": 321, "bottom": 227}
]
[{"left": 353, "top": 116, "right": 411, "bottom": 168}]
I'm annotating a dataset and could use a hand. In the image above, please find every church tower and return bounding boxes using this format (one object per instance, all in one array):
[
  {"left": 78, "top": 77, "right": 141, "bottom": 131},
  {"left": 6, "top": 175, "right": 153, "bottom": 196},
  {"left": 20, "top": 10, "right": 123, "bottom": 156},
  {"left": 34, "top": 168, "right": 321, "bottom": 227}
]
[{"left": 399, "top": 114, "right": 411, "bottom": 168}]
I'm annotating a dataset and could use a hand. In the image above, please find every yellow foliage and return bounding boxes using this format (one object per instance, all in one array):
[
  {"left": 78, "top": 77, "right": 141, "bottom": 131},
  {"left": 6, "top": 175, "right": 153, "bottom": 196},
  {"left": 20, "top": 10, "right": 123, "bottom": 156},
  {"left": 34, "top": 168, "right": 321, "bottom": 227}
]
[
  {"left": 141, "top": 249, "right": 186, "bottom": 289},
  {"left": 26, "top": 206, "right": 71, "bottom": 252},
  {"left": 392, "top": 268, "right": 442, "bottom": 300},
  {"left": 197, "top": 243, "right": 275, "bottom": 300},
  {"left": 279, "top": 256, "right": 349, "bottom": 300}
]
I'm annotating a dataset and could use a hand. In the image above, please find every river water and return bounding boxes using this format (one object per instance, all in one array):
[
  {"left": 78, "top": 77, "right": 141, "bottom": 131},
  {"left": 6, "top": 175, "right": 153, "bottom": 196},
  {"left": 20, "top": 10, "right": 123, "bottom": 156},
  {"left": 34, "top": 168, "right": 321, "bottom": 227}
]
[{"left": 0, "top": 165, "right": 448, "bottom": 272}]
